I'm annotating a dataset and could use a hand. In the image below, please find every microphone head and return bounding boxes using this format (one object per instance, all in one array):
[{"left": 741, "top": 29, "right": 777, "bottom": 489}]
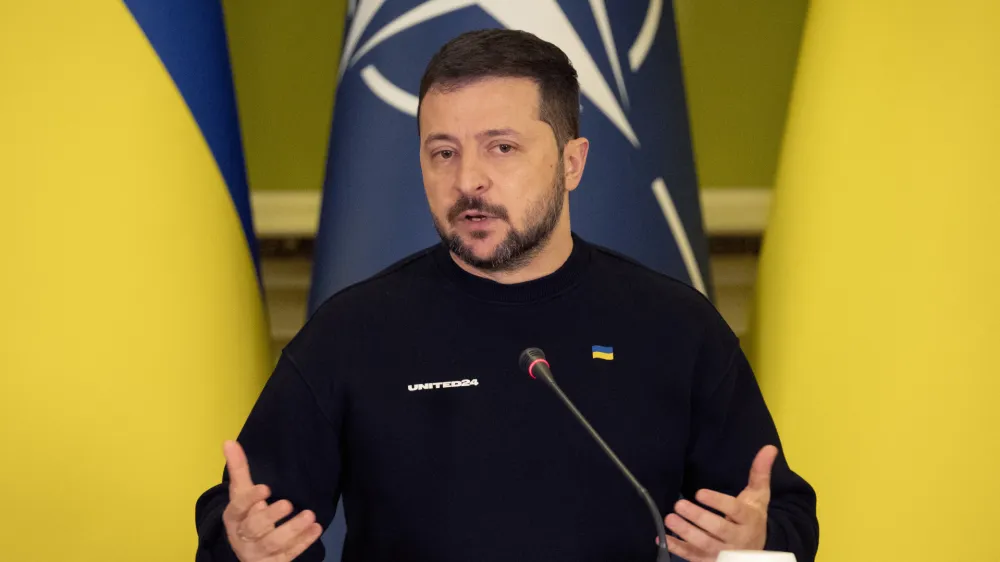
[{"left": 519, "top": 347, "right": 547, "bottom": 376}]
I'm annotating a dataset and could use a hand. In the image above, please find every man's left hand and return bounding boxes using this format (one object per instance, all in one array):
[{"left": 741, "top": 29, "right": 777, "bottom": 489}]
[{"left": 658, "top": 445, "right": 778, "bottom": 562}]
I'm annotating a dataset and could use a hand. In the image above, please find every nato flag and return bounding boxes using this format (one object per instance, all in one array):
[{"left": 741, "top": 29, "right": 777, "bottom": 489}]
[{"left": 309, "top": 1, "right": 710, "bottom": 559}]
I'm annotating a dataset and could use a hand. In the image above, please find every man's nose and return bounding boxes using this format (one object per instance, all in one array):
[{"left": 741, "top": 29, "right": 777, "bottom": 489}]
[{"left": 455, "top": 152, "right": 490, "bottom": 196}]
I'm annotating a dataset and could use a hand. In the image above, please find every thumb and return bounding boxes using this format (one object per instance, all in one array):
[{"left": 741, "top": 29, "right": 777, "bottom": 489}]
[{"left": 746, "top": 445, "right": 779, "bottom": 495}]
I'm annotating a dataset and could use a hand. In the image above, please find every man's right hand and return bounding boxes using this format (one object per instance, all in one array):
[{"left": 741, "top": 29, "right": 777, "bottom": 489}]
[{"left": 221, "top": 440, "right": 324, "bottom": 561}]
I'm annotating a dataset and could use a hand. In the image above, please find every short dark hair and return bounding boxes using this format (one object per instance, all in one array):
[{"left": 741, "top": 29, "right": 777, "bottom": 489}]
[{"left": 418, "top": 29, "right": 580, "bottom": 147}]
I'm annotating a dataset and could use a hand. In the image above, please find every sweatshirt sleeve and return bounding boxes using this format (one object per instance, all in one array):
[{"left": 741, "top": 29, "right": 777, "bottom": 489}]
[
  {"left": 194, "top": 351, "right": 343, "bottom": 561},
  {"left": 681, "top": 339, "right": 819, "bottom": 561}
]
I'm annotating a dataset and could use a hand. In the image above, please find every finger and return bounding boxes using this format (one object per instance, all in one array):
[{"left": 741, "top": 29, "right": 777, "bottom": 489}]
[
  {"left": 257, "top": 509, "right": 317, "bottom": 555},
  {"left": 664, "top": 513, "right": 724, "bottom": 555},
  {"left": 224, "top": 440, "right": 255, "bottom": 492},
  {"left": 239, "top": 499, "right": 295, "bottom": 541},
  {"left": 695, "top": 489, "right": 748, "bottom": 524},
  {"left": 747, "top": 445, "right": 779, "bottom": 493},
  {"left": 280, "top": 522, "right": 324, "bottom": 561},
  {"left": 664, "top": 535, "right": 713, "bottom": 562},
  {"left": 224, "top": 484, "right": 271, "bottom": 525},
  {"left": 674, "top": 499, "right": 737, "bottom": 542}
]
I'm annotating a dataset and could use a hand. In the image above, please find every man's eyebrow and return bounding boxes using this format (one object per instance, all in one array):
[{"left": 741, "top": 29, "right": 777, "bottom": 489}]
[
  {"left": 476, "top": 128, "right": 520, "bottom": 140},
  {"left": 422, "top": 129, "right": 522, "bottom": 147},
  {"left": 423, "top": 133, "right": 458, "bottom": 147}
]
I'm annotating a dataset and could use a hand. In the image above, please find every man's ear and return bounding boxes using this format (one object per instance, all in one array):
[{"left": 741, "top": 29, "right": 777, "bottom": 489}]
[{"left": 562, "top": 137, "right": 590, "bottom": 192}]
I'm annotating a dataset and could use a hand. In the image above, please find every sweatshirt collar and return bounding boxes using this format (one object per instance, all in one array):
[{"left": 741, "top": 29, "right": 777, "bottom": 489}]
[{"left": 432, "top": 233, "right": 591, "bottom": 304}]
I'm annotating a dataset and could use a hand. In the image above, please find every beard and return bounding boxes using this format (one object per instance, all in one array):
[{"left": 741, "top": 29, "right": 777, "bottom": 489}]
[{"left": 433, "top": 160, "right": 566, "bottom": 273}]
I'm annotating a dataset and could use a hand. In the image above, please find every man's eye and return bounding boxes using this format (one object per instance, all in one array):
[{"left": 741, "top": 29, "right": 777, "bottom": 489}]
[
  {"left": 496, "top": 144, "right": 513, "bottom": 154},
  {"left": 438, "top": 150, "right": 454, "bottom": 159}
]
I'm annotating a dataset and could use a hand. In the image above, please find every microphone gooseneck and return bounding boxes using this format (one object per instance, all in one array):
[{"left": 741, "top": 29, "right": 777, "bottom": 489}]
[{"left": 518, "top": 347, "right": 671, "bottom": 562}]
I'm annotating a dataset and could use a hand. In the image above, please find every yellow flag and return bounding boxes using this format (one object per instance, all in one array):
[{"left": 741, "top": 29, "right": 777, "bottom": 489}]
[
  {"left": 0, "top": 2, "right": 271, "bottom": 559},
  {"left": 753, "top": 1, "right": 1000, "bottom": 560}
]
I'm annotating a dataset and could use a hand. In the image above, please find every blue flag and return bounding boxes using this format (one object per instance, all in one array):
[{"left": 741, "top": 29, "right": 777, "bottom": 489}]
[{"left": 310, "top": 1, "right": 710, "bottom": 558}]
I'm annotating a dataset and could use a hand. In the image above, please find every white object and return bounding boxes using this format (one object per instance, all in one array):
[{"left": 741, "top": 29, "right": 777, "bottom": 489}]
[{"left": 716, "top": 551, "right": 797, "bottom": 562}]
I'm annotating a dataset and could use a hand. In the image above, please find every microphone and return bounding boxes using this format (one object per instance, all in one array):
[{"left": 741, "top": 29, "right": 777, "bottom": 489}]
[{"left": 519, "top": 347, "right": 671, "bottom": 562}]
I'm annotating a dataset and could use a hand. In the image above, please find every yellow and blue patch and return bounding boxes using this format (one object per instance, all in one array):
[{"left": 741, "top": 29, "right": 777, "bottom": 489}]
[{"left": 592, "top": 345, "right": 614, "bottom": 360}]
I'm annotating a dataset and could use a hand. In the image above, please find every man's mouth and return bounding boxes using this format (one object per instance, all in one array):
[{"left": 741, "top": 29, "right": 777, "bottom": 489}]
[{"left": 461, "top": 211, "right": 495, "bottom": 222}]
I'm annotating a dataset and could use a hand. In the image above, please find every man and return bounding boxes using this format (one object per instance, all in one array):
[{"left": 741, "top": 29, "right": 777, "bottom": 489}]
[{"left": 195, "top": 29, "right": 818, "bottom": 562}]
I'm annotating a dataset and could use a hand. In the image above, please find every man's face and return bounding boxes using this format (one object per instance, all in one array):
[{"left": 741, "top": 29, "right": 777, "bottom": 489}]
[{"left": 418, "top": 77, "right": 572, "bottom": 272}]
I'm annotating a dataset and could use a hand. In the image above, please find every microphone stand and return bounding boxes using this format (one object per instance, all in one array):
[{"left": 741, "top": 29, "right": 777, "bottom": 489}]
[{"left": 521, "top": 349, "right": 671, "bottom": 562}]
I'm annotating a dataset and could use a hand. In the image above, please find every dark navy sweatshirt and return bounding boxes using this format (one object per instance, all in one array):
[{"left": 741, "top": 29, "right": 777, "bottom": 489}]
[{"left": 195, "top": 234, "right": 819, "bottom": 561}]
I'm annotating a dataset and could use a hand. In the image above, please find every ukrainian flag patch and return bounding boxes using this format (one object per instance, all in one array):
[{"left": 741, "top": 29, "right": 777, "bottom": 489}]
[{"left": 592, "top": 345, "right": 614, "bottom": 360}]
